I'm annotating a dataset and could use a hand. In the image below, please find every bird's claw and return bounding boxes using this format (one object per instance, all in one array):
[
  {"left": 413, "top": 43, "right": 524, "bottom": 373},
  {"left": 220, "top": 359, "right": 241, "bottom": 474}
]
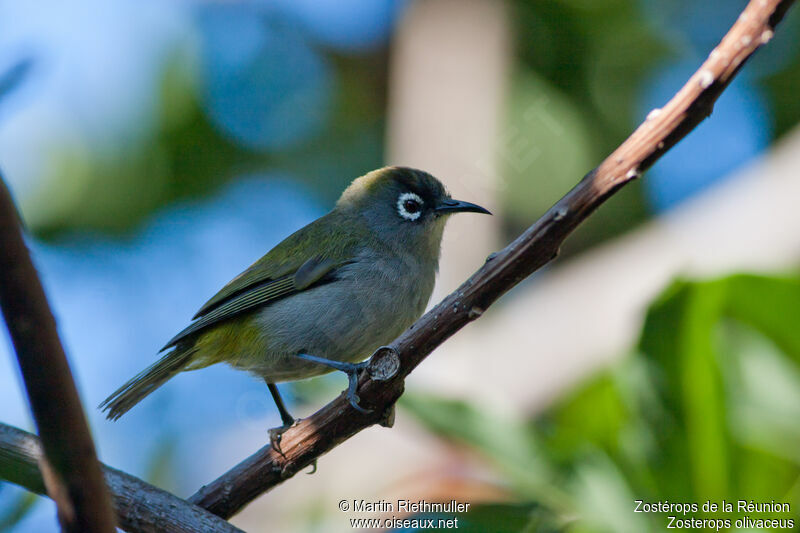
[
  {"left": 306, "top": 460, "right": 318, "bottom": 474},
  {"left": 295, "top": 354, "right": 373, "bottom": 414},
  {"left": 346, "top": 390, "right": 371, "bottom": 414},
  {"left": 268, "top": 419, "right": 299, "bottom": 457},
  {"left": 345, "top": 361, "right": 372, "bottom": 414}
]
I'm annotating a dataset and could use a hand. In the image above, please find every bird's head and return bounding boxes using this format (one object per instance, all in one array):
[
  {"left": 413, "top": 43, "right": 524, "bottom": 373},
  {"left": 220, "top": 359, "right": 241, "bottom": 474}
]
[{"left": 336, "top": 166, "right": 490, "bottom": 255}]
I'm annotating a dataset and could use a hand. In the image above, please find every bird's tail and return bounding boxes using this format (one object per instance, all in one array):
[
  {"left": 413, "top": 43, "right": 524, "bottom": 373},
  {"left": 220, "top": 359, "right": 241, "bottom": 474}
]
[{"left": 100, "top": 347, "right": 197, "bottom": 421}]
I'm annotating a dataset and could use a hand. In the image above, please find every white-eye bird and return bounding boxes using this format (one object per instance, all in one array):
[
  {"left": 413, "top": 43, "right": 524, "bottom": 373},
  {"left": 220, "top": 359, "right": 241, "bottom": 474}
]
[{"left": 101, "top": 167, "right": 490, "bottom": 441}]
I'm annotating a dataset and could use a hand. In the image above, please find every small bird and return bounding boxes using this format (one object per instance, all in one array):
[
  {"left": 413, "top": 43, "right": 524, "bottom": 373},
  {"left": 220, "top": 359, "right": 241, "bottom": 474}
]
[{"left": 101, "top": 167, "right": 490, "bottom": 441}]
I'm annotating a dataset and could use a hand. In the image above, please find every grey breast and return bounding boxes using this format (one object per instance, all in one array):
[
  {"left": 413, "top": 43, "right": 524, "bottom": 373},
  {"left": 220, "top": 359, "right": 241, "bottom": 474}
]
[{"left": 250, "top": 248, "right": 435, "bottom": 382}]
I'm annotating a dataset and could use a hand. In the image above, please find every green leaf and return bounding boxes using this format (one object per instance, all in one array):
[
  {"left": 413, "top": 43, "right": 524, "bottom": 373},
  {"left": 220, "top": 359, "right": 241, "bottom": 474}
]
[
  {"left": 639, "top": 279, "right": 731, "bottom": 503},
  {"left": 724, "top": 273, "right": 800, "bottom": 360}
]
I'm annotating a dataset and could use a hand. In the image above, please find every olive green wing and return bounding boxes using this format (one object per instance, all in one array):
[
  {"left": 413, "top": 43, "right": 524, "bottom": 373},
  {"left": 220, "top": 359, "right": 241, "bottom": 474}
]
[{"left": 161, "top": 213, "right": 358, "bottom": 351}]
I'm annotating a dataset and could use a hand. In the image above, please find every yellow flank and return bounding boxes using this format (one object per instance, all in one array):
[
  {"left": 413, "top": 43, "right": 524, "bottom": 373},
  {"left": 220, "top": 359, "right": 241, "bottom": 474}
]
[{"left": 188, "top": 315, "right": 266, "bottom": 370}]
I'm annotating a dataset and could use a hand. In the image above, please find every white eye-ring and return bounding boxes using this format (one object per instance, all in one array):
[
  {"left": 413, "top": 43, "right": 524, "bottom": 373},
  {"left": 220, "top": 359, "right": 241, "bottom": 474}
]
[{"left": 396, "top": 192, "right": 423, "bottom": 221}]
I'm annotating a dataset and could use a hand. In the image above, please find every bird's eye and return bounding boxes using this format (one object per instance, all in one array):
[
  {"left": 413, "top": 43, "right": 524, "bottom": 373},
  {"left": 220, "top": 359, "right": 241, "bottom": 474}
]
[
  {"left": 404, "top": 199, "right": 420, "bottom": 213},
  {"left": 396, "top": 192, "right": 424, "bottom": 221}
]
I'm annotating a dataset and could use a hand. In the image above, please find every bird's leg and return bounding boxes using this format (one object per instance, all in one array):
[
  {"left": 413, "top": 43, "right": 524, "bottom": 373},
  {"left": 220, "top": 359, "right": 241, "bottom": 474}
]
[
  {"left": 266, "top": 382, "right": 318, "bottom": 473},
  {"left": 266, "top": 382, "right": 297, "bottom": 456},
  {"left": 268, "top": 382, "right": 295, "bottom": 427},
  {"left": 294, "top": 353, "right": 372, "bottom": 414}
]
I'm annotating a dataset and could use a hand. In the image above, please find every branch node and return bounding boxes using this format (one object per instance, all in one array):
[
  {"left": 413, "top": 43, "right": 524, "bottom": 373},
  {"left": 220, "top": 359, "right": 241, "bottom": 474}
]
[
  {"left": 367, "top": 346, "right": 401, "bottom": 381},
  {"left": 468, "top": 306, "right": 485, "bottom": 319},
  {"left": 697, "top": 69, "right": 714, "bottom": 89}
]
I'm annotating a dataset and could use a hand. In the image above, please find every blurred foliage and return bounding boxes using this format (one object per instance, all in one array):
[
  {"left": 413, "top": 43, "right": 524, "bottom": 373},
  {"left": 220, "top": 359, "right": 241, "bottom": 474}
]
[
  {"left": 501, "top": 0, "right": 674, "bottom": 247},
  {"left": 0, "top": 488, "right": 37, "bottom": 532},
  {"left": 502, "top": 0, "right": 800, "bottom": 252},
  {"left": 11, "top": 0, "right": 800, "bottom": 258},
  {"left": 31, "top": 48, "right": 386, "bottom": 238},
  {"left": 762, "top": 44, "right": 800, "bottom": 137},
  {"left": 402, "top": 273, "right": 800, "bottom": 532},
  {"left": 513, "top": 0, "right": 673, "bottom": 145},
  {"left": 411, "top": 503, "right": 557, "bottom": 533},
  {"left": 0, "top": 60, "right": 33, "bottom": 112},
  {"left": 18, "top": 7, "right": 387, "bottom": 238}
]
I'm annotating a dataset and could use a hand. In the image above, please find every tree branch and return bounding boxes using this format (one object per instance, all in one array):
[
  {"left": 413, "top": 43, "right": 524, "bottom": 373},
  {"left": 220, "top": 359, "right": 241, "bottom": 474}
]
[
  {"left": 1, "top": 0, "right": 793, "bottom": 529},
  {"left": 189, "top": 0, "right": 796, "bottom": 519},
  {"left": 0, "top": 422, "right": 243, "bottom": 533},
  {"left": 0, "top": 177, "right": 117, "bottom": 531}
]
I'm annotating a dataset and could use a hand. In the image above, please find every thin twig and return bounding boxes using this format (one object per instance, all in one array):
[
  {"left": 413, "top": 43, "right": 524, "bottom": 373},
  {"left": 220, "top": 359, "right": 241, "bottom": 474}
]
[
  {"left": 0, "top": 177, "right": 117, "bottom": 532},
  {"left": 189, "top": 0, "right": 796, "bottom": 519},
  {"left": 0, "top": 423, "right": 243, "bottom": 533}
]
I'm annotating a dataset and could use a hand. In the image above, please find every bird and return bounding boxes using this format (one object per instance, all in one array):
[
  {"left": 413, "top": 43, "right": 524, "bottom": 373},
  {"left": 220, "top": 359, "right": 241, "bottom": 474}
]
[{"left": 100, "top": 166, "right": 490, "bottom": 443}]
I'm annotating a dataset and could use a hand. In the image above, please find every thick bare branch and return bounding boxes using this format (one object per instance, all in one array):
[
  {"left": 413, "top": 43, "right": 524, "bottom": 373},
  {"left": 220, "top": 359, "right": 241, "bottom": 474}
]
[
  {"left": 189, "top": 0, "right": 796, "bottom": 519},
  {"left": 0, "top": 423, "right": 243, "bottom": 533},
  {"left": 0, "top": 177, "right": 117, "bottom": 531}
]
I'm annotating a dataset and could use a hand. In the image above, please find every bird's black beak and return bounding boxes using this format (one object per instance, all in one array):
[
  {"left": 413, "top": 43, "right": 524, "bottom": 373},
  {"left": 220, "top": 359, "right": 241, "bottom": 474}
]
[{"left": 434, "top": 198, "right": 492, "bottom": 216}]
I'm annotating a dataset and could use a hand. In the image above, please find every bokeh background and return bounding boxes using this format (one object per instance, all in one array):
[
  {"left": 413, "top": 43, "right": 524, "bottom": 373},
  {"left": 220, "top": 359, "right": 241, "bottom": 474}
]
[{"left": 1, "top": 0, "right": 800, "bottom": 531}]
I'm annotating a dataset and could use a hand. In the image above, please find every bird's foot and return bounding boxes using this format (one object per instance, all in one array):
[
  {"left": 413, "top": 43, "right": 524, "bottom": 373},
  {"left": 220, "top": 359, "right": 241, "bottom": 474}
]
[
  {"left": 295, "top": 354, "right": 372, "bottom": 414},
  {"left": 342, "top": 360, "right": 371, "bottom": 413},
  {"left": 268, "top": 419, "right": 300, "bottom": 457}
]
